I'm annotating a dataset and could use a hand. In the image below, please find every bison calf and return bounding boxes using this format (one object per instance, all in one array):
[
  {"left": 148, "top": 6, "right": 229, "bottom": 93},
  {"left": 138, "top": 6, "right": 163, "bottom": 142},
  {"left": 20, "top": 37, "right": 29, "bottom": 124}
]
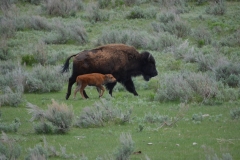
[{"left": 74, "top": 73, "right": 116, "bottom": 99}]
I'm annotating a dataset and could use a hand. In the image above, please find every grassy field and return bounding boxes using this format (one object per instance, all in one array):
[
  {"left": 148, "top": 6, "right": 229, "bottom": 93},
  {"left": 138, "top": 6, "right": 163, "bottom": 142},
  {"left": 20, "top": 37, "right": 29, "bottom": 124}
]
[{"left": 1, "top": 0, "right": 240, "bottom": 159}]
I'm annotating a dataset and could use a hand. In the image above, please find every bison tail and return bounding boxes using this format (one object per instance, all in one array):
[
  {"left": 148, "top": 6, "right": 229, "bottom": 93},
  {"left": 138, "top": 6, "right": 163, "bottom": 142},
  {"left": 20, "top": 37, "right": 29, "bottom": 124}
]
[{"left": 61, "top": 54, "right": 77, "bottom": 73}]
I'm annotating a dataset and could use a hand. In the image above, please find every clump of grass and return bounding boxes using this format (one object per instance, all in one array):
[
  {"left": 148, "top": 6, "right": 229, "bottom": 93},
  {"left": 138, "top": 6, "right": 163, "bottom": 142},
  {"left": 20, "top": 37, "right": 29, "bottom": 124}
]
[
  {"left": 0, "top": 132, "right": 21, "bottom": 159},
  {"left": 96, "top": 29, "right": 180, "bottom": 51},
  {"left": 0, "top": 66, "right": 25, "bottom": 107},
  {"left": 42, "top": 0, "right": 79, "bottom": 17},
  {"left": 25, "top": 65, "right": 66, "bottom": 93},
  {"left": 75, "top": 99, "right": 132, "bottom": 128},
  {"left": 126, "top": 6, "right": 157, "bottom": 19},
  {"left": 205, "top": 0, "right": 226, "bottom": 15},
  {"left": 44, "top": 19, "right": 88, "bottom": 44},
  {"left": 153, "top": 12, "right": 190, "bottom": 38},
  {"left": 27, "top": 99, "right": 74, "bottom": 134},
  {"left": 0, "top": 118, "right": 21, "bottom": 133},
  {"left": 154, "top": 72, "right": 219, "bottom": 103},
  {"left": 192, "top": 26, "right": 212, "bottom": 47},
  {"left": 215, "top": 63, "right": 240, "bottom": 87},
  {"left": 144, "top": 112, "right": 170, "bottom": 124},
  {"left": 220, "top": 29, "right": 240, "bottom": 47},
  {"left": 230, "top": 107, "right": 240, "bottom": 120},
  {"left": 114, "top": 133, "right": 135, "bottom": 160},
  {"left": 25, "top": 144, "right": 48, "bottom": 160},
  {"left": 85, "top": 3, "right": 109, "bottom": 23}
]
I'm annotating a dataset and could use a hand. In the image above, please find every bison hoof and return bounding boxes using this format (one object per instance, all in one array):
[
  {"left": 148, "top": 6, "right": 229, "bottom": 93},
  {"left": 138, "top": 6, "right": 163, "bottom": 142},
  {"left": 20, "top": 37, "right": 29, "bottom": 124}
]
[{"left": 66, "top": 93, "right": 70, "bottom": 100}]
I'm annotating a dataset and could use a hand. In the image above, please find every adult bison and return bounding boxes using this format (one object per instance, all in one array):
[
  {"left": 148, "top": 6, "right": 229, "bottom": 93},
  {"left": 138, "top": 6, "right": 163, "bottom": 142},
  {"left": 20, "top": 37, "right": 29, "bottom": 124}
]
[{"left": 62, "top": 43, "right": 158, "bottom": 100}]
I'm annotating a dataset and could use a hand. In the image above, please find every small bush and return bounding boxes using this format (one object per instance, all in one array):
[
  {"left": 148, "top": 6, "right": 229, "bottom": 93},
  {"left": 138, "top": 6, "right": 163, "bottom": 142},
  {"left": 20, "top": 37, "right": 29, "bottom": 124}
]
[
  {"left": 98, "top": 0, "right": 112, "bottom": 8},
  {"left": 27, "top": 99, "right": 74, "bottom": 134},
  {"left": 0, "top": 66, "right": 25, "bottom": 107},
  {"left": 220, "top": 29, "right": 240, "bottom": 47},
  {"left": 0, "top": 132, "right": 21, "bottom": 160},
  {"left": 215, "top": 63, "right": 240, "bottom": 87},
  {"left": 44, "top": 19, "right": 88, "bottom": 44},
  {"left": 0, "top": 36, "right": 15, "bottom": 61},
  {"left": 153, "top": 12, "right": 190, "bottom": 38},
  {"left": 42, "top": 0, "right": 78, "bottom": 17},
  {"left": 75, "top": 99, "right": 132, "bottom": 128},
  {"left": 192, "top": 27, "right": 212, "bottom": 47},
  {"left": 0, "top": 118, "right": 21, "bottom": 133},
  {"left": 25, "top": 65, "right": 66, "bottom": 93},
  {"left": 21, "top": 54, "right": 37, "bottom": 66},
  {"left": 0, "top": 60, "right": 17, "bottom": 75},
  {"left": 114, "top": 133, "right": 135, "bottom": 160},
  {"left": 155, "top": 72, "right": 219, "bottom": 103},
  {"left": 144, "top": 112, "right": 170, "bottom": 124},
  {"left": 33, "top": 122, "right": 55, "bottom": 134},
  {"left": 126, "top": 6, "right": 157, "bottom": 19},
  {"left": 205, "top": 0, "right": 226, "bottom": 15},
  {"left": 25, "top": 144, "right": 48, "bottom": 160},
  {"left": 230, "top": 108, "right": 240, "bottom": 120},
  {"left": 85, "top": 3, "right": 109, "bottom": 23}
]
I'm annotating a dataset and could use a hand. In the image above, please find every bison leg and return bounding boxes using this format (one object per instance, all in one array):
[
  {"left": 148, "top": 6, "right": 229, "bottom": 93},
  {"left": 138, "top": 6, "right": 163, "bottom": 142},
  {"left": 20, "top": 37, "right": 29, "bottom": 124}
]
[
  {"left": 83, "top": 90, "right": 89, "bottom": 99},
  {"left": 124, "top": 79, "right": 138, "bottom": 96},
  {"left": 106, "top": 82, "right": 117, "bottom": 96},
  {"left": 66, "top": 76, "right": 76, "bottom": 100}
]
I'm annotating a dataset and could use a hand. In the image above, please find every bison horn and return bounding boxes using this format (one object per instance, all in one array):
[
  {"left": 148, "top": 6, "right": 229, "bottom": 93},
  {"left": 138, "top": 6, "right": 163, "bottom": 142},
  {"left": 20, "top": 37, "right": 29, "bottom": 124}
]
[{"left": 148, "top": 54, "right": 152, "bottom": 61}]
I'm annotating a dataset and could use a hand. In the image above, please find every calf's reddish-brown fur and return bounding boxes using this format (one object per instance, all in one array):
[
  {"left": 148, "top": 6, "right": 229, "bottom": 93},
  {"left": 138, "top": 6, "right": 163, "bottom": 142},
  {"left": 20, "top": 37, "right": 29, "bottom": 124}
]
[{"left": 74, "top": 73, "right": 116, "bottom": 99}]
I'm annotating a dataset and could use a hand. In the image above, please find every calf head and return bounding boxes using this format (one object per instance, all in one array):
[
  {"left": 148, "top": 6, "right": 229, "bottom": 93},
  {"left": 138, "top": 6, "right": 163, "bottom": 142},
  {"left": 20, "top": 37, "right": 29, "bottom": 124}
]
[
  {"left": 104, "top": 74, "right": 117, "bottom": 84},
  {"left": 141, "top": 51, "right": 158, "bottom": 81}
]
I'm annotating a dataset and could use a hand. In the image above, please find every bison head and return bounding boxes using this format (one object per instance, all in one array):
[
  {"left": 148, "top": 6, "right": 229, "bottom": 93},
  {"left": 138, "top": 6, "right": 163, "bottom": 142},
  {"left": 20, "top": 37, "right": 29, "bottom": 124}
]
[{"left": 141, "top": 51, "right": 158, "bottom": 81}]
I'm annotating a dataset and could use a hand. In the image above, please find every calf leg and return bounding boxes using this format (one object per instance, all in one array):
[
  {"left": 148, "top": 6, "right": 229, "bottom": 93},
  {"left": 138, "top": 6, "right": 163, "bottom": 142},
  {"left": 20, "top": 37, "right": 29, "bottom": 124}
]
[
  {"left": 74, "top": 83, "right": 81, "bottom": 99},
  {"left": 80, "top": 84, "right": 88, "bottom": 99},
  {"left": 98, "top": 85, "right": 105, "bottom": 97},
  {"left": 123, "top": 79, "right": 138, "bottom": 96},
  {"left": 83, "top": 90, "right": 89, "bottom": 99}
]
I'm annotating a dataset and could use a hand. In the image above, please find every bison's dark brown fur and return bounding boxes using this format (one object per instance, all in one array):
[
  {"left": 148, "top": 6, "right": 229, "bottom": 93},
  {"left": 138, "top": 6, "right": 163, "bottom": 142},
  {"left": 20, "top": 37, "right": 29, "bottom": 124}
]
[
  {"left": 62, "top": 44, "right": 158, "bottom": 100},
  {"left": 74, "top": 73, "right": 116, "bottom": 99}
]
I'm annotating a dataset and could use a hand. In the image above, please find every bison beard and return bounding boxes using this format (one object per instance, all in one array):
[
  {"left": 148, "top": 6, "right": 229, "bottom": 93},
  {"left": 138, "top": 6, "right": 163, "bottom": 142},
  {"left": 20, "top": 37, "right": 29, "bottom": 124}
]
[{"left": 62, "top": 44, "right": 158, "bottom": 100}]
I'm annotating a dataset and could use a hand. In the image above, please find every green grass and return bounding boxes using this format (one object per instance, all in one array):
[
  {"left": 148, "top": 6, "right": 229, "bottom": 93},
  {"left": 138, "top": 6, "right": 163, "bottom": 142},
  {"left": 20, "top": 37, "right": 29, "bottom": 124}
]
[
  {"left": 1, "top": 1, "right": 240, "bottom": 159},
  {"left": 1, "top": 85, "right": 240, "bottom": 159}
]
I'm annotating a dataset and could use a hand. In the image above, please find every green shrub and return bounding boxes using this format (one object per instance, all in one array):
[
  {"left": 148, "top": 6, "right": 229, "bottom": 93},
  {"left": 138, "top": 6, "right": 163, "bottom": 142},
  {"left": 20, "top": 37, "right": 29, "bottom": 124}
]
[
  {"left": 220, "top": 29, "right": 240, "bottom": 47},
  {"left": 0, "top": 118, "right": 20, "bottom": 133},
  {"left": 114, "top": 133, "right": 135, "bottom": 160},
  {"left": 153, "top": 12, "right": 190, "bottom": 38},
  {"left": 215, "top": 63, "right": 240, "bottom": 87},
  {"left": 126, "top": 6, "right": 157, "bottom": 19},
  {"left": 205, "top": 0, "right": 226, "bottom": 15},
  {"left": 44, "top": 19, "right": 88, "bottom": 44},
  {"left": 98, "top": 0, "right": 112, "bottom": 8},
  {"left": 192, "top": 27, "right": 212, "bottom": 47},
  {"left": 42, "top": 0, "right": 78, "bottom": 17},
  {"left": 85, "top": 3, "right": 109, "bottom": 23},
  {"left": 230, "top": 107, "right": 240, "bottom": 120},
  {"left": 0, "top": 60, "right": 17, "bottom": 75},
  {"left": 27, "top": 99, "right": 74, "bottom": 134},
  {"left": 0, "top": 67, "right": 25, "bottom": 107},
  {"left": 25, "top": 144, "right": 48, "bottom": 160},
  {"left": 33, "top": 121, "right": 55, "bottom": 134},
  {"left": 154, "top": 72, "right": 219, "bottom": 103},
  {"left": 25, "top": 65, "right": 66, "bottom": 93},
  {"left": 75, "top": 99, "right": 132, "bottom": 128},
  {"left": 0, "top": 132, "right": 21, "bottom": 160},
  {"left": 21, "top": 54, "right": 37, "bottom": 66},
  {"left": 144, "top": 112, "right": 170, "bottom": 124}
]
